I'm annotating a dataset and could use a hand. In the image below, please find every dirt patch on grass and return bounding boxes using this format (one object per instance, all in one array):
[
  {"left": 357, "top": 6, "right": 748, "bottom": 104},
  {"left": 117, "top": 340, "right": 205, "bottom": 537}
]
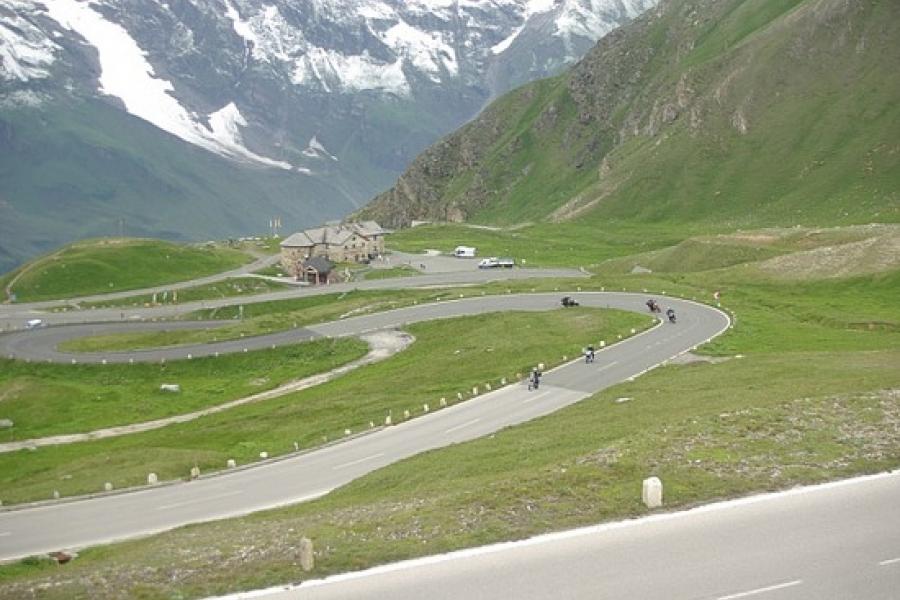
[
  {"left": 0, "top": 382, "right": 26, "bottom": 404},
  {"left": 757, "top": 229, "right": 900, "bottom": 280}
]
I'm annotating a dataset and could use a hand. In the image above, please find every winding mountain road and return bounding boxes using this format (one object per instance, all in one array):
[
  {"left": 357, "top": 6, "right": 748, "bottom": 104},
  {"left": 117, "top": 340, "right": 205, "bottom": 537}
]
[{"left": 0, "top": 292, "right": 730, "bottom": 561}]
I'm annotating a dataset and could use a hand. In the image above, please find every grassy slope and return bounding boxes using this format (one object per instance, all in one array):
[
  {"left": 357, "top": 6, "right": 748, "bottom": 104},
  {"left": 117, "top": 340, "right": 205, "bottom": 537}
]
[
  {"left": 0, "top": 338, "right": 367, "bottom": 441},
  {"left": 386, "top": 221, "right": 696, "bottom": 268},
  {"left": 79, "top": 277, "right": 291, "bottom": 310},
  {"left": 584, "top": 0, "right": 900, "bottom": 228},
  {"left": 0, "top": 235, "right": 897, "bottom": 597},
  {"left": 3, "top": 238, "right": 250, "bottom": 302},
  {"left": 0, "top": 309, "right": 648, "bottom": 504}
]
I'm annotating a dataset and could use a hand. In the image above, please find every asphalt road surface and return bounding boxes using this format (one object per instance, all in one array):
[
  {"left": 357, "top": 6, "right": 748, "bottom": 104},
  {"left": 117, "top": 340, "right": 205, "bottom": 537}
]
[
  {"left": 0, "top": 293, "right": 729, "bottom": 561},
  {"left": 235, "top": 471, "right": 900, "bottom": 600},
  {"left": 0, "top": 264, "right": 585, "bottom": 329}
]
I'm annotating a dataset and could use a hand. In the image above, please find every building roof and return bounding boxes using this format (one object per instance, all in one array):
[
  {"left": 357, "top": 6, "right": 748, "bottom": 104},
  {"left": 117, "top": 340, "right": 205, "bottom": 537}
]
[
  {"left": 281, "top": 221, "right": 387, "bottom": 248},
  {"left": 280, "top": 231, "right": 315, "bottom": 248},
  {"left": 304, "top": 256, "right": 334, "bottom": 273},
  {"left": 352, "top": 221, "right": 389, "bottom": 237}
]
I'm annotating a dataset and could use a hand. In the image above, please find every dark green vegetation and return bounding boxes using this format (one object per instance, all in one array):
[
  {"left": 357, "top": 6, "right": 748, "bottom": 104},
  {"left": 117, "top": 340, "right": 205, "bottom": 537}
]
[
  {"left": 0, "top": 98, "right": 356, "bottom": 275},
  {"left": 0, "top": 338, "right": 367, "bottom": 442},
  {"left": 361, "top": 0, "right": 899, "bottom": 229},
  {"left": 1, "top": 225, "right": 897, "bottom": 598},
  {"left": 0, "top": 309, "right": 647, "bottom": 505},
  {"left": 80, "top": 277, "right": 291, "bottom": 310},
  {"left": 1, "top": 238, "right": 251, "bottom": 302}
]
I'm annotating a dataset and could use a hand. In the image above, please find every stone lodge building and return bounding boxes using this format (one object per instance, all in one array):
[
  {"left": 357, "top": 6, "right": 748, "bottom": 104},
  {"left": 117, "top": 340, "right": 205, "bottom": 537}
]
[{"left": 279, "top": 221, "right": 388, "bottom": 278}]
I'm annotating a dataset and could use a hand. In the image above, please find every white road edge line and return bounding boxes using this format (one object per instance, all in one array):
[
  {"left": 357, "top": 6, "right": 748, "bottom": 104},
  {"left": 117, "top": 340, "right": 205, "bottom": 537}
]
[
  {"left": 878, "top": 557, "right": 900, "bottom": 566},
  {"left": 445, "top": 418, "right": 481, "bottom": 435},
  {"left": 0, "top": 532, "right": 11, "bottom": 537},
  {"left": 157, "top": 490, "right": 243, "bottom": 511},
  {"left": 333, "top": 453, "right": 385, "bottom": 470},
  {"left": 716, "top": 580, "right": 802, "bottom": 599},
  {"left": 211, "top": 470, "right": 895, "bottom": 599}
]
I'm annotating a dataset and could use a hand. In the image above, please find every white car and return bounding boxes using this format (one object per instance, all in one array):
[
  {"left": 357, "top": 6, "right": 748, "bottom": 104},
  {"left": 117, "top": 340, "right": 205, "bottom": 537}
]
[
  {"left": 25, "top": 318, "right": 45, "bottom": 329},
  {"left": 478, "top": 257, "right": 499, "bottom": 269}
]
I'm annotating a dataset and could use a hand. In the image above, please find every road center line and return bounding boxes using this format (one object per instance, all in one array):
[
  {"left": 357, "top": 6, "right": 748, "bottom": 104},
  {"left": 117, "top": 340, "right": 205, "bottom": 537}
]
[
  {"left": 333, "top": 453, "right": 385, "bottom": 471},
  {"left": 717, "top": 580, "right": 803, "bottom": 600},
  {"left": 156, "top": 490, "right": 243, "bottom": 511},
  {"left": 445, "top": 418, "right": 481, "bottom": 435},
  {"left": 595, "top": 360, "right": 618, "bottom": 371},
  {"left": 878, "top": 557, "right": 900, "bottom": 566},
  {"left": 0, "top": 532, "right": 11, "bottom": 537},
  {"left": 522, "top": 390, "right": 551, "bottom": 404}
]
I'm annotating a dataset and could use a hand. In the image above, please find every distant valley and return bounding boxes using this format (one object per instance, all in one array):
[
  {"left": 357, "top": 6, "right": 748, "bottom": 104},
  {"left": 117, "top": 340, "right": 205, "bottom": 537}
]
[{"left": 0, "top": 0, "right": 655, "bottom": 273}]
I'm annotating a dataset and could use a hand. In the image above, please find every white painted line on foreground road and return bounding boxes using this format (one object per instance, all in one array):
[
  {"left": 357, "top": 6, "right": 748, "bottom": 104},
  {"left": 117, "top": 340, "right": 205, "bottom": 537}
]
[
  {"left": 156, "top": 490, "right": 243, "bottom": 511},
  {"left": 0, "top": 532, "right": 10, "bottom": 538},
  {"left": 206, "top": 472, "right": 898, "bottom": 600},
  {"left": 878, "top": 557, "right": 900, "bottom": 566},
  {"left": 716, "top": 580, "right": 803, "bottom": 600},
  {"left": 522, "top": 390, "right": 552, "bottom": 404},
  {"left": 333, "top": 453, "right": 385, "bottom": 471},
  {"left": 445, "top": 418, "right": 481, "bottom": 435}
]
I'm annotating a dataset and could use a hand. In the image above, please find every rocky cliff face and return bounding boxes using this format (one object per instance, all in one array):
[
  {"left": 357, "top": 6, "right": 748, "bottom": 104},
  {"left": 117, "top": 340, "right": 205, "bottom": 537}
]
[
  {"left": 0, "top": 0, "right": 655, "bottom": 271},
  {"left": 360, "top": 0, "right": 900, "bottom": 229}
]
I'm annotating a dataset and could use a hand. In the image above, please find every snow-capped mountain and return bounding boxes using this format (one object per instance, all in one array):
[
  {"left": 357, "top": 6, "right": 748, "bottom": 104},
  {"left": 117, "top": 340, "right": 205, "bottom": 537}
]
[{"left": 0, "top": 0, "right": 655, "bottom": 271}]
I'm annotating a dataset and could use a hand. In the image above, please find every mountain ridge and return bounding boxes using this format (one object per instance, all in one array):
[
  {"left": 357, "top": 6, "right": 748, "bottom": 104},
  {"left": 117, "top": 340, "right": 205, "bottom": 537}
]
[{"left": 359, "top": 0, "right": 900, "bottom": 229}]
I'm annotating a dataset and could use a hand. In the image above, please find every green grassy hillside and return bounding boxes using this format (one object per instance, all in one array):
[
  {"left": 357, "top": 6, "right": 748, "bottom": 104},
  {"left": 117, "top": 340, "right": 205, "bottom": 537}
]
[
  {"left": 361, "top": 0, "right": 899, "bottom": 229},
  {"left": 1, "top": 225, "right": 897, "bottom": 597},
  {"left": 2, "top": 238, "right": 251, "bottom": 302},
  {"left": 0, "top": 98, "right": 356, "bottom": 275}
]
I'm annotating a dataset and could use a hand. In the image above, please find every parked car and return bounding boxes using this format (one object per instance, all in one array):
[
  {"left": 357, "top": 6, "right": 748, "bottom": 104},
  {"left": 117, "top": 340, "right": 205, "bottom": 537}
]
[
  {"left": 25, "top": 318, "right": 45, "bottom": 329},
  {"left": 454, "top": 246, "right": 476, "bottom": 258}
]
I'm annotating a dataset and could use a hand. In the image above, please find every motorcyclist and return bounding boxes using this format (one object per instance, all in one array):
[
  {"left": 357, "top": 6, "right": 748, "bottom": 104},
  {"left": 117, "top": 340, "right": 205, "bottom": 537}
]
[
  {"left": 666, "top": 308, "right": 676, "bottom": 323},
  {"left": 529, "top": 367, "right": 542, "bottom": 390}
]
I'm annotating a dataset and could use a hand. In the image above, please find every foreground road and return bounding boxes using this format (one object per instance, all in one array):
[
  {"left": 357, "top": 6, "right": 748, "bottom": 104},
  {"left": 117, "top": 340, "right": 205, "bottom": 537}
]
[
  {"left": 0, "top": 293, "right": 728, "bottom": 561},
  {"left": 240, "top": 471, "right": 900, "bottom": 600}
]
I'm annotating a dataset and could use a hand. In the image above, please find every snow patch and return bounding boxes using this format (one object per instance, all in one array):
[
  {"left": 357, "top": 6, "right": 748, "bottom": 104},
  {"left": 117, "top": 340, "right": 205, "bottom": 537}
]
[
  {"left": 302, "top": 136, "right": 338, "bottom": 161},
  {"left": 42, "top": 0, "right": 292, "bottom": 170},
  {"left": 556, "top": 0, "right": 655, "bottom": 42},
  {"left": 292, "top": 47, "right": 408, "bottom": 95},
  {"left": 224, "top": 1, "right": 305, "bottom": 63},
  {"left": 383, "top": 19, "right": 457, "bottom": 78},
  {"left": 0, "top": 1, "right": 58, "bottom": 81}
]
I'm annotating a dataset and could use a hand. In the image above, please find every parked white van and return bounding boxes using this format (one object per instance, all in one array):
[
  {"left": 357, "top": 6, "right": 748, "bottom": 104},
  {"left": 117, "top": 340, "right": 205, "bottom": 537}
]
[{"left": 454, "top": 246, "right": 476, "bottom": 258}]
